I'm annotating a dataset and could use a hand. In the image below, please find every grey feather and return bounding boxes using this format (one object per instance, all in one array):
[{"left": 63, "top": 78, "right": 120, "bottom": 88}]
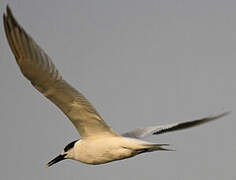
[
  {"left": 122, "top": 111, "right": 230, "bottom": 139},
  {"left": 3, "top": 6, "right": 118, "bottom": 138}
]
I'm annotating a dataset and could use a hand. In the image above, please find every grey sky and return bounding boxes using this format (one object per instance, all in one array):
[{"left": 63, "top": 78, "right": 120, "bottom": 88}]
[{"left": 0, "top": 0, "right": 235, "bottom": 179}]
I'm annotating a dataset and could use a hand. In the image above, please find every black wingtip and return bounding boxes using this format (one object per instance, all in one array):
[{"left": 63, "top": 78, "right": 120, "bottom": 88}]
[
  {"left": 6, "top": 4, "right": 12, "bottom": 15},
  {"left": 5, "top": 5, "right": 18, "bottom": 27}
]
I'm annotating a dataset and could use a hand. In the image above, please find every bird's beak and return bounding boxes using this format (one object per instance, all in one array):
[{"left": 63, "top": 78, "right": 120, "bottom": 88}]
[{"left": 45, "top": 154, "right": 66, "bottom": 168}]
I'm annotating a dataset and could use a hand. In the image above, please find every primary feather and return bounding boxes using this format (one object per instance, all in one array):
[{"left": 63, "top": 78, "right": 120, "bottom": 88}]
[
  {"left": 3, "top": 6, "right": 118, "bottom": 138},
  {"left": 122, "top": 112, "right": 230, "bottom": 139}
]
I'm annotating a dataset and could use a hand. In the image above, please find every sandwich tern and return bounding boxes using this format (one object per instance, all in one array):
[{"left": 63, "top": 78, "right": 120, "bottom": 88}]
[{"left": 3, "top": 6, "right": 230, "bottom": 167}]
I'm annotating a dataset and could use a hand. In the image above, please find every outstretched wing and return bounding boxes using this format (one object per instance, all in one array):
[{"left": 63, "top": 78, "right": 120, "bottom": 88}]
[
  {"left": 3, "top": 6, "right": 118, "bottom": 138},
  {"left": 122, "top": 112, "right": 230, "bottom": 139}
]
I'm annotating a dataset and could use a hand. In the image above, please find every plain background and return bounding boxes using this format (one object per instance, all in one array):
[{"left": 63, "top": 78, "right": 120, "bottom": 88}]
[{"left": 0, "top": 0, "right": 235, "bottom": 179}]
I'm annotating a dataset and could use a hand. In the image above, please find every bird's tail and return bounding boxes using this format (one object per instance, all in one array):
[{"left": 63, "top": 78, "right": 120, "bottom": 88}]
[{"left": 137, "top": 143, "right": 174, "bottom": 153}]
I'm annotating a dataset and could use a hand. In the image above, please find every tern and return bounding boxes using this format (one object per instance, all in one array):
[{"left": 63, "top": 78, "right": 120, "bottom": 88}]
[{"left": 3, "top": 6, "right": 230, "bottom": 167}]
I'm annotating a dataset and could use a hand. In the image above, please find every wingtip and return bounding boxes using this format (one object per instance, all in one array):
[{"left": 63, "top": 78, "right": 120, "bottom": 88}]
[
  {"left": 3, "top": 4, "right": 8, "bottom": 19},
  {"left": 4, "top": 4, "right": 20, "bottom": 30},
  {"left": 6, "top": 4, "right": 12, "bottom": 15},
  {"left": 212, "top": 111, "right": 231, "bottom": 119}
]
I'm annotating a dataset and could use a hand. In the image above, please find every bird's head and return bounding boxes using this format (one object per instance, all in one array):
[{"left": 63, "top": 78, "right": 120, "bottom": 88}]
[{"left": 46, "top": 140, "right": 78, "bottom": 168}]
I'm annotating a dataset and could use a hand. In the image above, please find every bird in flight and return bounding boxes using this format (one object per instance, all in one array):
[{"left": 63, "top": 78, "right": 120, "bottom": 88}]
[{"left": 3, "top": 6, "right": 230, "bottom": 167}]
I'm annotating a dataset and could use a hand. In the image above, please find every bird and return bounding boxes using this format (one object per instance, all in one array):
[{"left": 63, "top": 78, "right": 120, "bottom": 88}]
[{"left": 3, "top": 5, "right": 230, "bottom": 167}]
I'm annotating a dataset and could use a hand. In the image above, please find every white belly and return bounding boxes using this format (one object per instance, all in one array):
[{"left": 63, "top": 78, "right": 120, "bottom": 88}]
[{"left": 72, "top": 137, "right": 146, "bottom": 164}]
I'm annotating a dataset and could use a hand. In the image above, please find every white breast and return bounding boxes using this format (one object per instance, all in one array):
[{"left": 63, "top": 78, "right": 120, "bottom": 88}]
[{"left": 72, "top": 136, "right": 147, "bottom": 164}]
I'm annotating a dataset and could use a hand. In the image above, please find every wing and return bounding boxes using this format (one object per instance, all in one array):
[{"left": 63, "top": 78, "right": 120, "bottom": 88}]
[
  {"left": 3, "top": 6, "right": 118, "bottom": 138},
  {"left": 122, "top": 112, "right": 230, "bottom": 139}
]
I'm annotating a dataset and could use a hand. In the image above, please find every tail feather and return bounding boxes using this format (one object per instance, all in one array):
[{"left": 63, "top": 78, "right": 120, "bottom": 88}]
[
  {"left": 158, "top": 146, "right": 175, "bottom": 151},
  {"left": 139, "top": 143, "right": 174, "bottom": 153}
]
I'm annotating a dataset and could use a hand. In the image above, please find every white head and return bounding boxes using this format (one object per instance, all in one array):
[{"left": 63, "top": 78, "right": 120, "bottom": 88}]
[{"left": 46, "top": 140, "right": 79, "bottom": 168}]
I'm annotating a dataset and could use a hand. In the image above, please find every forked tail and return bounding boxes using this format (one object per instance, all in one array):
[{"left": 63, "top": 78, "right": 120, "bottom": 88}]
[{"left": 137, "top": 143, "right": 174, "bottom": 153}]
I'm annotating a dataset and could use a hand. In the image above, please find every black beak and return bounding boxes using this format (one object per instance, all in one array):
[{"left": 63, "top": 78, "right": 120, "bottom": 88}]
[{"left": 46, "top": 154, "right": 66, "bottom": 168}]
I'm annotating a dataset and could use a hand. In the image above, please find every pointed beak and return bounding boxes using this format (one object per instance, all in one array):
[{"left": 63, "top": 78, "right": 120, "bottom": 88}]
[{"left": 45, "top": 154, "right": 66, "bottom": 168}]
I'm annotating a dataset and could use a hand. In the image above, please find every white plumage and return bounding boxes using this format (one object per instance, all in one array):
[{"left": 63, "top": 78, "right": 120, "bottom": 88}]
[{"left": 3, "top": 6, "right": 230, "bottom": 167}]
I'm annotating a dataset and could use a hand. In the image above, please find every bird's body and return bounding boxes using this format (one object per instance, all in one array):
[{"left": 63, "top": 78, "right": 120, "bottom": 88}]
[
  {"left": 70, "top": 136, "right": 168, "bottom": 165},
  {"left": 74, "top": 136, "right": 135, "bottom": 165},
  {"left": 3, "top": 6, "right": 230, "bottom": 167}
]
